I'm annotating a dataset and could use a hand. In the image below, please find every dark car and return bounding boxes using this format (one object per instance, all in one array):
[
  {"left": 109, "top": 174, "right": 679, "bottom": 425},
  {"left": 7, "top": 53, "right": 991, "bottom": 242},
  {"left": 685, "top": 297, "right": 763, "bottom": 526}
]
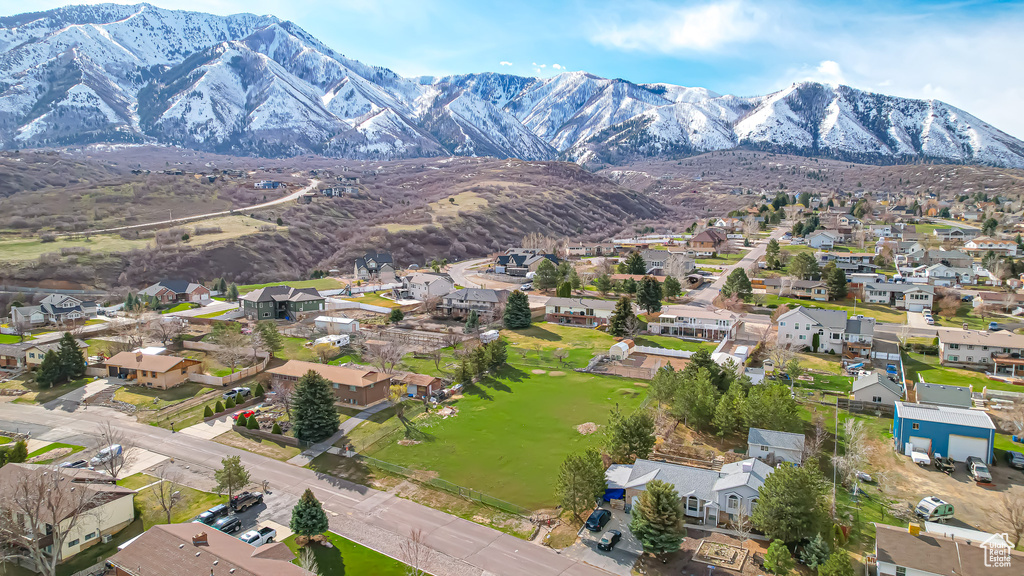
[
  {"left": 597, "top": 530, "right": 622, "bottom": 551},
  {"left": 230, "top": 491, "right": 264, "bottom": 512},
  {"left": 1006, "top": 450, "right": 1024, "bottom": 470},
  {"left": 211, "top": 515, "right": 243, "bottom": 534},
  {"left": 585, "top": 509, "right": 612, "bottom": 532},
  {"left": 961, "top": 295, "right": 974, "bottom": 302},
  {"left": 58, "top": 459, "right": 90, "bottom": 469},
  {"left": 194, "top": 504, "right": 229, "bottom": 525}
]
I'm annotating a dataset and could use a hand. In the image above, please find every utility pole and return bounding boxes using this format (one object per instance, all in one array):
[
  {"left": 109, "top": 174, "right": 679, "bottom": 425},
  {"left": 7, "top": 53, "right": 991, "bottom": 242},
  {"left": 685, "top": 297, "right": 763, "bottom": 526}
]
[{"left": 832, "top": 401, "right": 839, "bottom": 518}]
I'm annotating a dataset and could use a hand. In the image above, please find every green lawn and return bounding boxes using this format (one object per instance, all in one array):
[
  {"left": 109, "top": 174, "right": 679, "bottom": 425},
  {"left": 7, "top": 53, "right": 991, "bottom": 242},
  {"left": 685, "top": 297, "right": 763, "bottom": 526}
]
[
  {"left": 192, "top": 309, "right": 234, "bottom": 319},
  {"left": 763, "top": 295, "right": 907, "bottom": 324},
  {"left": 339, "top": 291, "right": 401, "bottom": 309},
  {"left": 283, "top": 532, "right": 407, "bottom": 575},
  {"left": 901, "top": 352, "right": 1022, "bottom": 392},
  {"left": 279, "top": 337, "right": 316, "bottom": 361},
  {"left": 128, "top": 473, "right": 226, "bottom": 529},
  {"left": 118, "top": 473, "right": 158, "bottom": 490},
  {"left": 114, "top": 383, "right": 214, "bottom": 409},
  {"left": 695, "top": 252, "right": 746, "bottom": 265},
  {"left": 26, "top": 442, "right": 86, "bottom": 464},
  {"left": 932, "top": 303, "right": 1000, "bottom": 331},
  {"left": 161, "top": 302, "right": 198, "bottom": 314},
  {"left": 365, "top": 364, "right": 647, "bottom": 509},
  {"left": 633, "top": 335, "right": 717, "bottom": 353},
  {"left": 0, "top": 334, "right": 27, "bottom": 344},
  {"left": 237, "top": 278, "right": 346, "bottom": 292},
  {"left": 503, "top": 323, "right": 618, "bottom": 365},
  {"left": 795, "top": 352, "right": 843, "bottom": 375},
  {"left": 7, "top": 376, "right": 94, "bottom": 405}
]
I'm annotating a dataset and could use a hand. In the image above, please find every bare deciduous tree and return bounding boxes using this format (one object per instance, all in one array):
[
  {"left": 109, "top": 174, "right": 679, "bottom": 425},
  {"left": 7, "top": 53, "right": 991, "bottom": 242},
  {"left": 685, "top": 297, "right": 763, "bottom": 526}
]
[
  {"left": 421, "top": 294, "right": 442, "bottom": 316},
  {"left": 998, "top": 490, "right": 1024, "bottom": 547},
  {"left": 312, "top": 343, "right": 338, "bottom": 364},
  {"left": 212, "top": 328, "right": 251, "bottom": 373},
  {"left": 399, "top": 528, "right": 434, "bottom": 576},
  {"left": 832, "top": 419, "right": 872, "bottom": 487},
  {"left": 442, "top": 328, "right": 463, "bottom": 350},
  {"left": 148, "top": 316, "right": 186, "bottom": 346},
  {"left": 622, "top": 314, "right": 643, "bottom": 339},
  {"left": 803, "top": 412, "right": 828, "bottom": 464},
  {"left": 94, "top": 421, "right": 137, "bottom": 481},
  {"left": 151, "top": 465, "right": 184, "bottom": 524},
  {"left": 552, "top": 348, "right": 569, "bottom": 366},
  {"left": 363, "top": 337, "right": 407, "bottom": 374},
  {"left": 0, "top": 466, "right": 103, "bottom": 576},
  {"left": 109, "top": 312, "right": 150, "bottom": 353}
]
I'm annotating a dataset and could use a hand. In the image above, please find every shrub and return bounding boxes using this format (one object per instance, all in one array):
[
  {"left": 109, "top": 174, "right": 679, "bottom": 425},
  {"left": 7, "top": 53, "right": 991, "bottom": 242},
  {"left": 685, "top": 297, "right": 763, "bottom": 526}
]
[
  {"left": 204, "top": 405, "right": 214, "bottom": 418},
  {"left": 246, "top": 416, "right": 259, "bottom": 430},
  {"left": 235, "top": 414, "right": 247, "bottom": 427},
  {"left": 253, "top": 383, "right": 265, "bottom": 397},
  {"left": 271, "top": 422, "right": 282, "bottom": 435},
  {"left": 225, "top": 397, "right": 236, "bottom": 409},
  {"left": 214, "top": 400, "right": 225, "bottom": 413}
]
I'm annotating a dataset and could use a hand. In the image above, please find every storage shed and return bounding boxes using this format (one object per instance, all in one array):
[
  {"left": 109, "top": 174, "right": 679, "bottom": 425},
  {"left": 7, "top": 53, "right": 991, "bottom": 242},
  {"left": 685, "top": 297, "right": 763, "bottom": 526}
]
[{"left": 892, "top": 402, "right": 995, "bottom": 464}]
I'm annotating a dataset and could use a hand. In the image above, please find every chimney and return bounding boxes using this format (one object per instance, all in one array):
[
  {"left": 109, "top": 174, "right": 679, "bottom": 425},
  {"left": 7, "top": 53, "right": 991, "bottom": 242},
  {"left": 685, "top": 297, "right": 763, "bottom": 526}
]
[
  {"left": 192, "top": 531, "right": 208, "bottom": 547},
  {"left": 136, "top": 352, "right": 144, "bottom": 363}
]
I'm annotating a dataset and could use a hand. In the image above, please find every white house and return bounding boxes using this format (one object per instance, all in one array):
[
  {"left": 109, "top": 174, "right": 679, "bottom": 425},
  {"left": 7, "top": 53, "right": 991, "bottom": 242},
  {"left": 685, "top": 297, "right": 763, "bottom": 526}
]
[
  {"left": 747, "top": 428, "right": 805, "bottom": 464},
  {"left": 874, "top": 523, "right": 1019, "bottom": 576},
  {"left": 651, "top": 305, "right": 740, "bottom": 341},
  {"left": 861, "top": 283, "right": 934, "bottom": 311},
  {"left": 314, "top": 315, "right": 360, "bottom": 334},
  {"left": 964, "top": 236, "right": 1017, "bottom": 257},
  {"left": 918, "top": 263, "right": 975, "bottom": 287},
  {"left": 806, "top": 229, "right": 840, "bottom": 249},
  {"left": 543, "top": 297, "right": 619, "bottom": 327},
  {"left": 620, "top": 458, "right": 774, "bottom": 526},
  {"left": 775, "top": 307, "right": 847, "bottom": 353},
  {"left": 395, "top": 273, "right": 454, "bottom": 301}
]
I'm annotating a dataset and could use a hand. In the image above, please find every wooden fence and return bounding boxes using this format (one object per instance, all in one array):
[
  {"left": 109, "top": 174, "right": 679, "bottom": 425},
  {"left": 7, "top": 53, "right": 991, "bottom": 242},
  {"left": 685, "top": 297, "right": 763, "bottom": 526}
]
[
  {"left": 836, "top": 397, "right": 895, "bottom": 416},
  {"left": 182, "top": 341, "right": 270, "bottom": 386}
]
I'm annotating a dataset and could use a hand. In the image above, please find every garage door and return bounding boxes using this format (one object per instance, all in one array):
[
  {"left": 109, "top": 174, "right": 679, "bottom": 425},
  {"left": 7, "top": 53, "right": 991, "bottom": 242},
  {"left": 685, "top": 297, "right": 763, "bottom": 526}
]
[
  {"left": 947, "top": 434, "right": 988, "bottom": 462},
  {"left": 909, "top": 436, "right": 932, "bottom": 453}
]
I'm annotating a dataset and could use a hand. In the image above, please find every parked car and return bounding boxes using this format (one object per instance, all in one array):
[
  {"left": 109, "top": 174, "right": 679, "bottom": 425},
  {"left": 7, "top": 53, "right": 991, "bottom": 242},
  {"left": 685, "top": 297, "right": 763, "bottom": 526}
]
[
  {"left": 585, "top": 509, "right": 612, "bottom": 532},
  {"left": 212, "top": 515, "right": 243, "bottom": 534},
  {"left": 222, "top": 387, "right": 251, "bottom": 400},
  {"left": 966, "top": 456, "right": 993, "bottom": 483},
  {"left": 988, "top": 322, "right": 1001, "bottom": 331},
  {"left": 194, "top": 504, "right": 230, "bottom": 525},
  {"left": 58, "top": 459, "right": 90, "bottom": 469},
  {"left": 855, "top": 470, "right": 874, "bottom": 483},
  {"left": 922, "top": 307, "right": 931, "bottom": 316},
  {"left": 90, "top": 444, "right": 123, "bottom": 467},
  {"left": 1005, "top": 450, "right": 1024, "bottom": 470},
  {"left": 961, "top": 295, "right": 974, "bottom": 302},
  {"left": 925, "top": 317, "right": 935, "bottom": 325},
  {"left": 232, "top": 410, "right": 255, "bottom": 421},
  {"left": 597, "top": 530, "right": 622, "bottom": 551},
  {"left": 239, "top": 526, "right": 277, "bottom": 547},
  {"left": 915, "top": 496, "right": 954, "bottom": 522},
  {"left": 230, "top": 491, "right": 264, "bottom": 512},
  {"left": 519, "top": 283, "right": 533, "bottom": 291}
]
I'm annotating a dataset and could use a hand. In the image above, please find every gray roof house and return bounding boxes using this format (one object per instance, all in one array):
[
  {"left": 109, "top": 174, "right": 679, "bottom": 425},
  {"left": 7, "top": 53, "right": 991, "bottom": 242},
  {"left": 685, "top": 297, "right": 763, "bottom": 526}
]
[
  {"left": 621, "top": 458, "right": 774, "bottom": 526},
  {"left": 10, "top": 294, "right": 97, "bottom": 327},
  {"left": 775, "top": 307, "right": 848, "bottom": 354},
  {"left": 915, "top": 382, "right": 972, "bottom": 408},
  {"left": 439, "top": 288, "right": 509, "bottom": 318},
  {"left": 747, "top": 428, "right": 806, "bottom": 464},
  {"left": 852, "top": 371, "right": 903, "bottom": 405}
]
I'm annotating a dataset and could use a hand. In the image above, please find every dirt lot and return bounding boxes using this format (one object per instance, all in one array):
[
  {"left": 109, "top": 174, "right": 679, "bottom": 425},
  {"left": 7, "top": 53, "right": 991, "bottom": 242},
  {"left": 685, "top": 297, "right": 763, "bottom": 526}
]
[{"left": 636, "top": 530, "right": 769, "bottom": 576}]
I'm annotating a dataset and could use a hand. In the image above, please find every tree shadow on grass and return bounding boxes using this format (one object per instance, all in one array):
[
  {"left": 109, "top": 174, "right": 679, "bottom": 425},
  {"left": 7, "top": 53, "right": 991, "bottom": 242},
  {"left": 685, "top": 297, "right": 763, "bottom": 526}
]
[
  {"left": 516, "top": 325, "right": 560, "bottom": 341},
  {"left": 399, "top": 415, "right": 436, "bottom": 443},
  {"left": 309, "top": 543, "right": 346, "bottom": 575}
]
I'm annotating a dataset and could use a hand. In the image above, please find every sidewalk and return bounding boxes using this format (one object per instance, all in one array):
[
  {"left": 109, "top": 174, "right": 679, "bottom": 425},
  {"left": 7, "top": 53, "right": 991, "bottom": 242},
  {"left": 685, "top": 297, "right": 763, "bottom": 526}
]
[{"left": 286, "top": 401, "right": 391, "bottom": 466}]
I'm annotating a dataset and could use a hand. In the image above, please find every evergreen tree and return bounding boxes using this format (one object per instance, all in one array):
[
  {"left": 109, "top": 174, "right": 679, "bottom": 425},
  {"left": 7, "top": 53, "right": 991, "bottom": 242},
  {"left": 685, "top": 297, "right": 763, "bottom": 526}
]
[
  {"left": 674, "top": 368, "right": 719, "bottom": 430},
  {"left": 556, "top": 281, "right": 572, "bottom": 298},
  {"left": 204, "top": 405, "right": 215, "bottom": 418},
  {"left": 824, "top": 262, "right": 848, "bottom": 300},
  {"left": 253, "top": 382, "right": 265, "bottom": 397},
  {"left": 649, "top": 365, "right": 681, "bottom": 407},
  {"left": 713, "top": 383, "right": 746, "bottom": 437},
  {"left": 662, "top": 276, "right": 682, "bottom": 299},
  {"left": 225, "top": 397, "right": 236, "bottom": 409},
  {"left": 763, "top": 540, "right": 795, "bottom": 575},
  {"left": 292, "top": 370, "right": 341, "bottom": 442},
  {"left": 487, "top": 338, "right": 508, "bottom": 368},
  {"left": 789, "top": 252, "right": 820, "bottom": 280},
  {"left": 272, "top": 422, "right": 283, "bottom": 435},
  {"left": 290, "top": 488, "right": 329, "bottom": 538},
  {"left": 818, "top": 548, "right": 855, "bottom": 576},
  {"left": 800, "top": 533, "right": 831, "bottom": 570},
  {"left": 247, "top": 415, "right": 260, "bottom": 430},
  {"left": 57, "top": 332, "right": 85, "bottom": 381},
  {"left": 636, "top": 276, "right": 663, "bottom": 313},
  {"left": 227, "top": 284, "right": 239, "bottom": 301},
  {"left": 620, "top": 278, "right": 637, "bottom": 294},
  {"left": 503, "top": 290, "right": 532, "bottom": 329},
  {"left": 624, "top": 251, "right": 647, "bottom": 275},
  {"left": 569, "top": 268, "right": 582, "bottom": 291},
  {"left": 745, "top": 383, "right": 800, "bottom": 432},
  {"left": 389, "top": 308, "right": 405, "bottom": 323},
  {"left": 811, "top": 332, "right": 820, "bottom": 352},
  {"left": 214, "top": 455, "right": 250, "bottom": 498},
  {"left": 465, "top": 309, "right": 479, "bottom": 331},
  {"left": 255, "top": 321, "right": 284, "bottom": 357},
  {"left": 534, "top": 259, "right": 560, "bottom": 290},
  {"left": 35, "top": 350, "right": 62, "bottom": 388},
  {"left": 555, "top": 449, "right": 606, "bottom": 520},
  {"left": 607, "top": 297, "right": 634, "bottom": 337},
  {"left": 215, "top": 400, "right": 225, "bottom": 413},
  {"left": 721, "top": 268, "right": 753, "bottom": 301},
  {"left": 766, "top": 237, "right": 782, "bottom": 270},
  {"left": 605, "top": 406, "right": 655, "bottom": 463},
  {"left": 752, "top": 463, "right": 829, "bottom": 544},
  {"left": 235, "top": 414, "right": 248, "bottom": 427},
  {"left": 629, "top": 479, "right": 686, "bottom": 556},
  {"left": 982, "top": 217, "right": 999, "bottom": 236},
  {"left": 594, "top": 274, "right": 613, "bottom": 295}
]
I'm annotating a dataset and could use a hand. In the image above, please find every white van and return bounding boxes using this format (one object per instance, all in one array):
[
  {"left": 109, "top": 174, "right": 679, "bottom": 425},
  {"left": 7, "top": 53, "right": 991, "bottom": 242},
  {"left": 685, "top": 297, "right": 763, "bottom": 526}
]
[{"left": 90, "top": 444, "right": 123, "bottom": 467}]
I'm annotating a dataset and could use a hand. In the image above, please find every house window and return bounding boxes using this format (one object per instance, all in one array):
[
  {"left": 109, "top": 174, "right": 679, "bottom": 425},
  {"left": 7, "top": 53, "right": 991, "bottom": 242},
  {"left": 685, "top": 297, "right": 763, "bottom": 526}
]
[
  {"left": 948, "top": 355, "right": 958, "bottom": 362},
  {"left": 67, "top": 539, "right": 79, "bottom": 548},
  {"left": 333, "top": 383, "right": 339, "bottom": 389},
  {"left": 349, "top": 385, "right": 356, "bottom": 392},
  {"left": 949, "top": 344, "right": 959, "bottom": 349},
  {"left": 85, "top": 532, "right": 97, "bottom": 540},
  {"left": 967, "top": 357, "right": 972, "bottom": 362},
  {"left": 912, "top": 423, "right": 920, "bottom": 430},
  {"left": 760, "top": 445, "right": 769, "bottom": 452},
  {"left": 779, "top": 322, "right": 786, "bottom": 327},
  {"left": 799, "top": 335, "right": 806, "bottom": 340},
  {"left": 687, "top": 496, "right": 700, "bottom": 512},
  {"left": 896, "top": 567, "right": 906, "bottom": 576},
  {"left": 872, "top": 396, "right": 882, "bottom": 403},
  {"left": 727, "top": 495, "right": 739, "bottom": 511}
]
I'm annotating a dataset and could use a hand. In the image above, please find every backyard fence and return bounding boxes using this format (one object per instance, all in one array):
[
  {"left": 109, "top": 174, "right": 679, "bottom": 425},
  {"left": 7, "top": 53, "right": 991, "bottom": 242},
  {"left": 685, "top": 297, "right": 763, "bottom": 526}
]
[
  {"left": 354, "top": 454, "right": 534, "bottom": 518},
  {"left": 836, "top": 398, "right": 895, "bottom": 416},
  {"left": 182, "top": 341, "right": 270, "bottom": 386}
]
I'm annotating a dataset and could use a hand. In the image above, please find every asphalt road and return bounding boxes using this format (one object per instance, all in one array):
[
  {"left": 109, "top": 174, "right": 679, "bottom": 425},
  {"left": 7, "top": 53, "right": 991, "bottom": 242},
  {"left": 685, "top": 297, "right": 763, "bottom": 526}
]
[
  {"left": 448, "top": 258, "right": 490, "bottom": 289},
  {"left": 0, "top": 402, "right": 615, "bottom": 576},
  {"left": 690, "top": 227, "right": 790, "bottom": 307}
]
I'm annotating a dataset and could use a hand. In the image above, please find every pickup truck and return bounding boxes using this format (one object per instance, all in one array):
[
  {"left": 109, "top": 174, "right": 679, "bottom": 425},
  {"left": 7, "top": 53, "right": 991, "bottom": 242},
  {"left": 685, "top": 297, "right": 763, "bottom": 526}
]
[
  {"left": 229, "top": 491, "right": 264, "bottom": 512},
  {"left": 239, "top": 526, "right": 276, "bottom": 547}
]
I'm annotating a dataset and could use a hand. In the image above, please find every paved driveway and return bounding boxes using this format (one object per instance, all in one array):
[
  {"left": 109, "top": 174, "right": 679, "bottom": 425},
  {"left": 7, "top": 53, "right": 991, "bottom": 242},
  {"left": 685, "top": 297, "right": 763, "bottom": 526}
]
[
  {"left": 907, "top": 311, "right": 932, "bottom": 328},
  {"left": 42, "top": 378, "right": 115, "bottom": 410},
  {"left": 180, "top": 415, "right": 234, "bottom": 439},
  {"left": 564, "top": 507, "right": 641, "bottom": 576}
]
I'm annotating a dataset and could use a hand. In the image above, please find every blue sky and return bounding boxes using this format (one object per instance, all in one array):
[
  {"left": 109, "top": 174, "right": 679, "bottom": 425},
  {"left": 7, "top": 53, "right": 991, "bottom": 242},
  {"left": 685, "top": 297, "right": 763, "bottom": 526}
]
[{"left": 3, "top": 0, "right": 1024, "bottom": 138}]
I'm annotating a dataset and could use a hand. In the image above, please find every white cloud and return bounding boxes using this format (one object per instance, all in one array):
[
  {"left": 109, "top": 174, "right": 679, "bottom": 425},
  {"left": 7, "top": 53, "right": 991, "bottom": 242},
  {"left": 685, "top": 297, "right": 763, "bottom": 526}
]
[
  {"left": 499, "top": 61, "right": 513, "bottom": 66},
  {"left": 552, "top": 63, "right": 563, "bottom": 70},
  {"left": 590, "top": 0, "right": 768, "bottom": 53}
]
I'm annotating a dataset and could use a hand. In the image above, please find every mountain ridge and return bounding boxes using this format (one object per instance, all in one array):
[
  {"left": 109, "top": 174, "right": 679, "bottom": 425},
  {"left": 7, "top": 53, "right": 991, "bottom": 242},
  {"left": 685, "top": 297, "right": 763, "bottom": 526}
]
[{"left": 1, "top": 2, "right": 1022, "bottom": 168}]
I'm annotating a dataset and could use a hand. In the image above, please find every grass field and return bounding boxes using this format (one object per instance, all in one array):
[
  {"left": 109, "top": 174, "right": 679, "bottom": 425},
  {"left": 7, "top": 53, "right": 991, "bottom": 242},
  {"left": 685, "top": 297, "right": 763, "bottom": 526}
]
[
  {"left": 113, "top": 383, "right": 213, "bottom": 410},
  {"left": 381, "top": 191, "right": 488, "bottom": 233},
  {"left": 0, "top": 215, "right": 271, "bottom": 263},
  {"left": 236, "top": 278, "right": 346, "bottom": 292},
  {"left": 0, "top": 334, "right": 26, "bottom": 344},
  {"left": 900, "top": 352, "right": 1019, "bottom": 392},
  {"left": 634, "top": 335, "right": 717, "bottom": 352},
  {"left": 214, "top": 430, "right": 302, "bottom": 461},
  {"left": 695, "top": 252, "right": 746, "bottom": 265},
  {"left": 3, "top": 376, "right": 93, "bottom": 404},
  {"left": 365, "top": 364, "right": 646, "bottom": 509},
  {"left": 279, "top": 337, "right": 316, "bottom": 361},
  {"left": 502, "top": 323, "right": 617, "bottom": 365},
  {"left": 161, "top": 302, "right": 198, "bottom": 314},
  {"left": 192, "top": 309, "right": 234, "bottom": 319},
  {"left": 763, "top": 295, "right": 907, "bottom": 324},
  {"left": 123, "top": 473, "right": 225, "bottom": 529},
  {"left": 932, "top": 303, "right": 1000, "bottom": 331},
  {"left": 283, "top": 533, "right": 408, "bottom": 575}
]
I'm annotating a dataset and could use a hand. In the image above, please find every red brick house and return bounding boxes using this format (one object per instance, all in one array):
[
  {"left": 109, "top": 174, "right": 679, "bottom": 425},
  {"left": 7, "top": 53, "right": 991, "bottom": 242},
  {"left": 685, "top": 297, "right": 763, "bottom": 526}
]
[
  {"left": 137, "top": 280, "right": 211, "bottom": 304},
  {"left": 267, "top": 360, "right": 390, "bottom": 408}
]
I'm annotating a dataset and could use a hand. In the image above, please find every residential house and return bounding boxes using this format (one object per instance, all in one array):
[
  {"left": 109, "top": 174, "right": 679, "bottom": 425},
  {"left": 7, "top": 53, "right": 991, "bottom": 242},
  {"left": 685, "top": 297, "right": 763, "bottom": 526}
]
[
  {"left": 806, "top": 230, "right": 840, "bottom": 249},
  {"left": 107, "top": 523, "right": 315, "bottom": 576},
  {"left": 398, "top": 372, "right": 442, "bottom": 399},
  {"left": 711, "top": 217, "right": 744, "bottom": 232},
  {"left": 975, "top": 291, "right": 1024, "bottom": 313},
  {"left": 874, "top": 523, "right": 1019, "bottom": 576},
  {"left": 650, "top": 305, "right": 740, "bottom": 341},
  {"left": 137, "top": 280, "right": 211, "bottom": 305},
  {"left": 746, "top": 428, "right": 805, "bottom": 465},
  {"left": 618, "top": 458, "right": 774, "bottom": 526},
  {"left": 239, "top": 286, "right": 325, "bottom": 320},
  {"left": 762, "top": 278, "right": 828, "bottom": 301},
  {"left": 939, "top": 329, "right": 1024, "bottom": 377},
  {"left": 394, "top": 273, "right": 454, "bottom": 301},
  {"left": 893, "top": 401, "right": 995, "bottom": 463},
  {"left": 964, "top": 236, "right": 1018, "bottom": 257},
  {"left": 852, "top": 371, "right": 903, "bottom": 405},
  {"left": 640, "top": 249, "right": 695, "bottom": 276},
  {"left": 494, "top": 248, "right": 559, "bottom": 277},
  {"left": 915, "top": 382, "right": 972, "bottom": 408},
  {"left": 688, "top": 228, "right": 729, "bottom": 256},
  {"left": 313, "top": 316, "right": 360, "bottom": 334},
  {"left": 10, "top": 294, "right": 97, "bottom": 327},
  {"left": 876, "top": 239, "right": 924, "bottom": 256},
  {"left": 438, "top": 288, "right": 508, "bottom": 319},
  {"left": 544, "top": 297, "right": 619, "bottom": 327},
  {"left": 0, "top": 464, "right": 136, "bottom": 564},
  {"left": 861, "top": 283, "right": 934, "bottom": 312},
  {"left": 915, "top": 263, "right": 976, "bottom": 287},
  {"left": 776, "top": 307, "right": 847, "bottom": 353},
  {"left": 353, "top": 251, "right": 396, "bottom": 281},
  {"left": 816, "top": 251, "right": 879, "bottom": 274},
  {"left": 932, "top": 227, "right": 979, "bottom": 242},
  {"left": 267, "top": 360, "right": 390, "bottom": 408},
  {"left": 0, "top": 343, "right": 28, "bottom": 369},
  {"left": 566, "top": 242, "right": 616, "bottom": 258},
  {"left": 104, "top": 352, "right": 202, "bottom": 389},
  {"left": 843, "top": 315, "right": 876, "bottom": 360},
  {"left": 25, "top": 339, "right": 88, "bottom": 368},
  {"left": 254, "top": 180, "right": 282, "bottom": 189},
  {"left": 837, "top": 214, "right": 861, "bottom": 227}
]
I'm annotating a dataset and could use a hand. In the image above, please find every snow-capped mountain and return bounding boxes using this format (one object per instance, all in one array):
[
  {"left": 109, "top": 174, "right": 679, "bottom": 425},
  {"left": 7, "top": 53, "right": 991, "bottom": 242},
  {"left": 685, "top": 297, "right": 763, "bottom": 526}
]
[{"left": 2, "top": 3, "right": 1023, "bottom": 168}]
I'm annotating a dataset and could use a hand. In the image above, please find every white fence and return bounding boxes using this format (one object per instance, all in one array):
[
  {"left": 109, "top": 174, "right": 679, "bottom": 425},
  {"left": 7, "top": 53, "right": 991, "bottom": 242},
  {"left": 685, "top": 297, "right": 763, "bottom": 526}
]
[
  {"left": 325, "top": 298, "right": 390, "bottom": 314},
  {"left": 633, "top": 345, "right": 694, "bottom": 359},
  {"left": 182, "top": 341, "right": 270, "bottom": 387}
]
